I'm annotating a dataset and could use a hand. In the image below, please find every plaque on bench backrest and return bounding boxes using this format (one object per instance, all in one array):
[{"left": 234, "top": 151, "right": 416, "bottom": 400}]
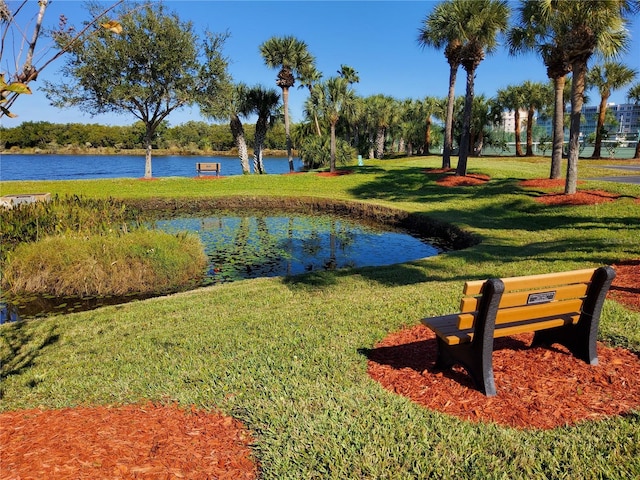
[{"left": 527, "top": 291, "right": 556, "bottom": 305}]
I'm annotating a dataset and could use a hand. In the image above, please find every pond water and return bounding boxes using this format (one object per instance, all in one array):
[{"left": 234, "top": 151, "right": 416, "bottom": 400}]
[
  {"left": 0, "top": 213, "right": 441, "bottom": 322},
  {"left": 0, "top": 154, "right": 303, "bottom": 180},
  {"left": 156, "top": 213, "right": 440, "bottom": 283}
]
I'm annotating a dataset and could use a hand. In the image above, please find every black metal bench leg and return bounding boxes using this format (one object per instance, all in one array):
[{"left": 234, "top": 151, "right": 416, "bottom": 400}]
[{"left": 434, "top": 341, "right": 497, "bottom": 397}]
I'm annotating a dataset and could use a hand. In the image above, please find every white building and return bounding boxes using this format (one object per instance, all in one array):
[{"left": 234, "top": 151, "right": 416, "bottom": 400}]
[{"left": 537, "top": 103, "right": 640, "bottom": 139}]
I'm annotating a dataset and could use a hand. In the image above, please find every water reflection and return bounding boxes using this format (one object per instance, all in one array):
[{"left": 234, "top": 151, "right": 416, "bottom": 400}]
[
  {"left": 157, "top": 214, "right": 440, "bottom": 284},
  {"left": 1, "top": 213, "right": 441, "bottom": 322}
]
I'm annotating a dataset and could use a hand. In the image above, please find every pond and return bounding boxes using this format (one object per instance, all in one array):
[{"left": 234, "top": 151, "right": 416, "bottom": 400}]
[
  {"left": 156, "top": 213, "right": 441, "bottom": 283},
  {"left": 1, "top": 212, "right": 442, "bottom": 322}
]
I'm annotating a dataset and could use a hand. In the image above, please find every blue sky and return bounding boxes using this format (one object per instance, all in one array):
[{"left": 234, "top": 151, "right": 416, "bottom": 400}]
[{"left": 4, "top": 0, "right": 640, "bottom": 128}]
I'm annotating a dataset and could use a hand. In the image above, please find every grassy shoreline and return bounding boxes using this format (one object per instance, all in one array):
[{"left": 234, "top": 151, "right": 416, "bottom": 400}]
[{"left": 1, "top": 155, "right": 639, "bottom": 478}]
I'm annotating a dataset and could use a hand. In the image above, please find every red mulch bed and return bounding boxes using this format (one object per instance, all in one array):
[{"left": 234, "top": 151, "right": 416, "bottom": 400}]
[
  {"left": 0, "top": 403, "right": 258, "bottom": 479},
  {"left": 317, "top": 170, "right": 354, "bottom": 177},
  {"left": 610, "top": 259, "right": 640, "bottom": 312},
  {"left": 536, "top": 190, "right": 621, "bottom": 205},
  {"left": 423, "top": 168, "right": 455, "bottom": 174},
  {"left": 367, "top": 259, "right": 640, "bottom": 430},
  {"left": 518, "top": 178, "right": 579, "bottom": 189},
  {"left": 518, "top": 178, "right": 628, "bottom": 205},
  {"left": 436, "top": 173, "right": 491, "bottom": 187}
]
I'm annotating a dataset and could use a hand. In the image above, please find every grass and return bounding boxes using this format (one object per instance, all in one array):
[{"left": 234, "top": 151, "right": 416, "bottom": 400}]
[{"left": 1, "top": 155, "right": 639, "bottom": 478}]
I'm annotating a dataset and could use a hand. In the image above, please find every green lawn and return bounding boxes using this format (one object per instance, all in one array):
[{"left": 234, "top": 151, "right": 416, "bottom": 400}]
[{"left": 2, "top": 156, "right": 639, "bottom": 479}]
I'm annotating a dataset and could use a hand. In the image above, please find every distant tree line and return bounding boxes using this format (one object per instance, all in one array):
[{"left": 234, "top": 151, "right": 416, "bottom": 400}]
[{"left": 0, "top": 121, "right": 288, "bottom": 153}]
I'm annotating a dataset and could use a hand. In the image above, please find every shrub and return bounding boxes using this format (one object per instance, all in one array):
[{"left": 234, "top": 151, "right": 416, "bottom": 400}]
[
  {"left": 0, "top": 195, "right": 142, "bottom": 262},
  {"left": 1, "top": 230, "right": 207, "bottom": 296}
]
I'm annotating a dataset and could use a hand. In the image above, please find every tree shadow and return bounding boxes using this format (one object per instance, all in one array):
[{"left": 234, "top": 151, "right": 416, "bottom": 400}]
[{"left": 1, "top": 321, "right": 59, "bottom": 381}]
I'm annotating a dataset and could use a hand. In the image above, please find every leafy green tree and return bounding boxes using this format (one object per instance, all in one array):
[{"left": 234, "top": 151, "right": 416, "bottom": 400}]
[
  {"left": 260, "top": 36, "right": 315, "bottom": 172},
  {"left": 587, "top": 61, "right": 637, "bottom": 158},
  {"left": 47, "top": 2, "right": 231, "bottom": 178},
  {"left": 246, "top": 86, "right": 281, "bottom": 174},
  {"left": 418, "top": 0, "right": 465, "bottom": 169},
  {"left": 0, "top": 0, "right": 124, "bottom": 118},
  {"left": 455, "top": 0, "right": 509, "bottom": 176}
]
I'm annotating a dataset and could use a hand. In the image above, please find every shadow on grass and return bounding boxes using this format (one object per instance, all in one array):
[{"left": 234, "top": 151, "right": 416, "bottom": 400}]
[
  {"left": 282, "top": 262, "right": 437, "bottom": 288},
  {"left": 348, "top": 167, "right": 640, "bottom": 234},
  {"left": 358, "top": 335, "right": 531, "bottom": 391},
  {"left": 0, "top": 322, "right": 59, "bottom": 381}
]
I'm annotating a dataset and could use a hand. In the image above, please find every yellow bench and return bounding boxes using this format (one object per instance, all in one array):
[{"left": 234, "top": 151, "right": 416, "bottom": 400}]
[
  {"left": 196, "top": 162, "right": 221, "bottom": 177},
  {"left": 421, "top": 266, "right": 616, "bottom": 396}
]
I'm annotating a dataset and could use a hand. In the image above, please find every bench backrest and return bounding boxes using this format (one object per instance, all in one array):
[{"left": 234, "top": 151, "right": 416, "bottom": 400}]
[
  {"left": 196, "top": 162, "right": 220, "bottom": 172},
  {"left": 455, "top": 267, "right": 615, "bottom": 332}
]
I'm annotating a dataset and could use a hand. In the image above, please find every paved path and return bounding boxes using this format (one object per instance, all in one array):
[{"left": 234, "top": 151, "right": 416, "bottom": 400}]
[{"left": 589, "top": 164, "right": 640, "bottom": 185}]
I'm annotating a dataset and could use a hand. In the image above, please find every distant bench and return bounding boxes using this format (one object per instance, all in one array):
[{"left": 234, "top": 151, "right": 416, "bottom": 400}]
[
  {"left": 196, "top": 162, "right": 221, "bottom": 177},
  {"left": 421, "top": 266, "right": 616, "bottom": 396}
]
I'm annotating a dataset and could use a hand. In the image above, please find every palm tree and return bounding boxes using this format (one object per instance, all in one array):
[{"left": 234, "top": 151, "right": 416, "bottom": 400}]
[
  {"left": 368, "top": 94, "right": 398, "bottom": 159},
  {"left": 627, "top": 83, "right": 640, "bottom": 159},
  {"left": 455, "top": 0, "right": 509, "bottom": 176},
  {"left": 320, "top": 77, "right": 356, "bottom": 172},
  {"left": 418, "top": 0, "right": 465, "bottom": 169},
  {"left": 536, "top": 1, "right": 636, "bottom": 194},
  {"left": 419, "top": 96, "right": 440, "bottom": 155},
  {"left": 297, "top": 63, "right": 323, "bottom": 136},
  {"left": 246, "top": 86, "right": 281, "bottom": 174},
  {"left": 521, "top": 81, "right": 551, "bottom": 156},
  {"left": 587, "top": 62, "right": 637, "bottom": 158},
  {"left": 496, "top": 85, "right": 526, "bottom": 156},
  {"left": 337, "top": 64, "right": 360, "bottom": 84},
  {"left": 260, "top": 36, "right": 315, "bottom": 172},
  {"left": 203, "top": 82, "right": 251, "bottom": 174},
  {"left": 508, "top": 0, "right": 573, "bottom": 178}
]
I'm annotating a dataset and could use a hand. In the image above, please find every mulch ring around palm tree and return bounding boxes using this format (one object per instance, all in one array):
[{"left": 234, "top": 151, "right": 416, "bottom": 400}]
[
  {"left": 366, "top": 259, "right": 640, "bottom": 430},
  {"left": 423, "top": 168, "right": 491, "bottom": 186},
  {"left": 316, "top": 169, "right": 354, "bottom": 177},
  {"left": 518, "top": 178, "right": 628, "bottom": 205}
]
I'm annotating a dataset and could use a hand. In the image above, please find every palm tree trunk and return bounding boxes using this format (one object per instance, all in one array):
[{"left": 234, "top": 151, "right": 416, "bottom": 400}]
[
  {"left": 456, "top": 67, "right": 475, "bottom": 176},
  {"left": 635, "top": 137, "right": 640, "bottom": 160},
  {"left": 424, "top": 117, "right": 432, "bottom": 155},
  {"left": 282, "top": 86, "right": 294, "bottom": 172},
  {"left": 591, "top": 95, "right": 609, "bottom": 158},
  {"left": 442, "top": 64, "right": 458, "bottom": 169},
  {"left": 330, "top": 122, "right": 337, "bottom": 172},
  {"left": 254, "top": 118, "right": 267, "bottom": 174},
  {"left": 550, "top": 76, "right": 566, "bottom": 179},
  {"left": 526, "top": 106, "right": 535, "bottom": 156},
  {"left": 514, "top": 110, "right": 524, "bottom": 157},
  {"left": 565, "top": 61, "right": 587, "bottom": 195},
  {"left": 230, "top": 114, "right": 250, "bottom": 174},
  {"left": 376, "top": 127, "right": 385, "bottom": 159}
]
